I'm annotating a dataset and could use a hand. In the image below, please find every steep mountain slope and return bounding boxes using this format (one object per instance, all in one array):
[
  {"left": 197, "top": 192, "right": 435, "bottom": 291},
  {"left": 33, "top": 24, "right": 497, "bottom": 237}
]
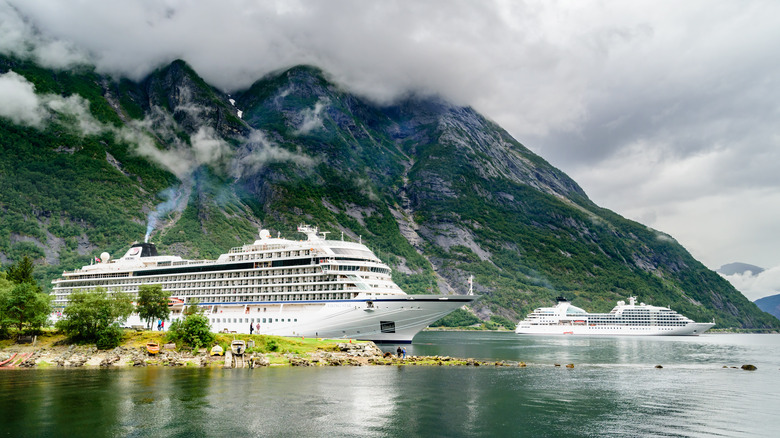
[
  {"left": 754, "top": 294, "right": 780, "bottom": 320},
  {"left": 1, "top": 55, "right": 777, "bottom": 329}
]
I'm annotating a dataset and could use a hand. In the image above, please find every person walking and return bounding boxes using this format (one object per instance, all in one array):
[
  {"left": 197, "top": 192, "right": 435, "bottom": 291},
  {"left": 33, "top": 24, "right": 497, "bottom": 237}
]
[{"left": 250, "top": 323, "right": 254, "bottom": 334}]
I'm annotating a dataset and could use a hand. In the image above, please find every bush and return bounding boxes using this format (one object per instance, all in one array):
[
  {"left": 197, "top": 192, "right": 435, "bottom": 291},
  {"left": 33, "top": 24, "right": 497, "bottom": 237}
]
[
  {"left": 167, "top": 314, "right": 215, "bottom": 350},
  {"left": 265, "top": 338, "right": 279, "bottom": 352},
  {"left": 96, "top": 323, "right": 125, "bottom": 350}
]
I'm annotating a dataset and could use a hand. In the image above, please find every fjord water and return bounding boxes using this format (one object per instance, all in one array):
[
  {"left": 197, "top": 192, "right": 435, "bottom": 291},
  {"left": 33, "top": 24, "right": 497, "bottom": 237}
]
[{"left": 1, "top": 332, "right": 778, "bottom": 437}]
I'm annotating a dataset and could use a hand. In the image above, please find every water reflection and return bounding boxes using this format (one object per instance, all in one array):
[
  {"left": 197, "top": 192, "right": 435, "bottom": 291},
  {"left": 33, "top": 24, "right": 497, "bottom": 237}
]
[{"left": 1, "top": 333, "right": 778, "bottom": 437}]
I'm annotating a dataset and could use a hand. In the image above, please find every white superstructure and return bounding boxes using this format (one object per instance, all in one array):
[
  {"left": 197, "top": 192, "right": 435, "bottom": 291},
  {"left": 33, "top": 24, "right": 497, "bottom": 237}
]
[
  {"left": 515, "top": 296, "right": 715, "bottom": 336},
  {"left": 52, "top": 225, "right": 477, "bottom": 343}
]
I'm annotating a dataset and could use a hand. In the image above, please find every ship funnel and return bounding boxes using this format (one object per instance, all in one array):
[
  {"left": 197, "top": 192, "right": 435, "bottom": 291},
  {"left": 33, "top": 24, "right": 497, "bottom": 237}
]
[{"left": 123, "top": 242, "right": 159, "bottom": 259}]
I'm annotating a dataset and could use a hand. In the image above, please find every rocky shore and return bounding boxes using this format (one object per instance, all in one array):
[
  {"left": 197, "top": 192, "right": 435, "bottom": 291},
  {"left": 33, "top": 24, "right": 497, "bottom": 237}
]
[{"left": 0, "top": 341, "right": 519, "bottom": 369}]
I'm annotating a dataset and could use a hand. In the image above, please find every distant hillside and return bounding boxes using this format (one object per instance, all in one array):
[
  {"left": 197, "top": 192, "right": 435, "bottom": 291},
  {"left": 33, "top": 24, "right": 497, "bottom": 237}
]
[
  {"left": 1, "top": 54, "right": 778, "bottom": 329},
  {"left": 717, "top": 263, "right": 765, "bottom": 276},
  {"left": 754, "top": 294, "right": 780, "bottom": 320}
]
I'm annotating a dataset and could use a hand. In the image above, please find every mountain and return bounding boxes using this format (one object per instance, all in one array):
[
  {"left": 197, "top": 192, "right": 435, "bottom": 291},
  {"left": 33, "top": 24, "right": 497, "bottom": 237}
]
[
  {"left": 716, "top": 262, "right": 765, "bottom": 276},
  {"left": 754, "top": 294, "right": 780, "bottom": 320},
  {"left": 1, "top": 54, "right": 777, "bottom": 330}
]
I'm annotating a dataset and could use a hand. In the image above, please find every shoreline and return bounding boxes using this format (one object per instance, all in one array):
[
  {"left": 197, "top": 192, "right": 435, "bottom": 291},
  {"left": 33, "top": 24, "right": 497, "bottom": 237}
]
[{"left": 0, "top": 331, "right": 508, "bottom": 369}]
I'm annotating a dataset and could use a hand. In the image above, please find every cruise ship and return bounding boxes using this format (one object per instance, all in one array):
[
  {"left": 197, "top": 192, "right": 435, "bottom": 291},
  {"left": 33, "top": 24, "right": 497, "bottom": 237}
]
[
  {"left": 52, "top": 225, "right": 478, "bottom": 343},
  {"left": 515, "top": 296, "right": 715, "bottom": 336}
]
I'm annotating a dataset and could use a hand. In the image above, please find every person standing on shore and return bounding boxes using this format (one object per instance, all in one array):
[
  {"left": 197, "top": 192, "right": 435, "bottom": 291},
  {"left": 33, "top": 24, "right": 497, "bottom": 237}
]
[
  {"left": 250, "top": 323, "right": 254, "bottom": 334},
  {"left": 397, "top": 346, "right": 402, "bottom": 358}
]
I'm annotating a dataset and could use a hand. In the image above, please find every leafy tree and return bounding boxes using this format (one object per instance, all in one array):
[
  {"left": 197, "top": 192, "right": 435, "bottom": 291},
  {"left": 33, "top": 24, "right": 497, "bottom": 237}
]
[
  {"left": 0, "top": 271, "right": 13, "bottom": 338},
  {"left": 167, "top": 313, "right": 214, "bottom": 350},
  {"left": 136, "top": 284, "right": 170, "bottom": 329},
  {"left": 56, "top": 288, "right": 133, "bottom": 348},
  {"left": 0, "top": 257, "right": 51, "bottom": 337},
  {"left": 0, "top": 282, "right": 52, "bottom": 333}
]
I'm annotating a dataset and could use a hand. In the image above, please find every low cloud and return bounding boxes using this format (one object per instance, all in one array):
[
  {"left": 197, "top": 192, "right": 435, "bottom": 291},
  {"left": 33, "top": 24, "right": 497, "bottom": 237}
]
[
  {"left": 0, "top": 71, "right": 45, "bottom": 127},
  {"left": 295, "top": 99, "right": 328, "bottom": 135},
  {"left": 4, "top": 0, "right": 780, "bottom": 269},
  {"left": 720, "top": 266, "right": 780, "bottom": 302},
  {"left": 0, "top": 70, "right": 103, "bottom": 134},
  {"left": 230, "top": 130, "right": 317, "bottom": 180},
  {"left": 0, "top": 1, "right": 87, "bottom": 69}
]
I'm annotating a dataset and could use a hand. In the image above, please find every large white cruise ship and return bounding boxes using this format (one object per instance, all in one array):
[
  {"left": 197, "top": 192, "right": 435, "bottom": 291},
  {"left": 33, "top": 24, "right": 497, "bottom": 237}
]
[
  {"left": 515, "top": 296, "right": 715, "bottom": 336},
  {"left": 52, "top": 225, "right": 477, "bottom": 343}
]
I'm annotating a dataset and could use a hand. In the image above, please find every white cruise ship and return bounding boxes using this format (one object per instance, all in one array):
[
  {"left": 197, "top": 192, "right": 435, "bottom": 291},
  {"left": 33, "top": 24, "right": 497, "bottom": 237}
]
[
  {"left": 515, "top": 296, "right": 715, "bottom": 336},
  {"left": 52, "top": 225, "right": 477, "bottom": 343}
]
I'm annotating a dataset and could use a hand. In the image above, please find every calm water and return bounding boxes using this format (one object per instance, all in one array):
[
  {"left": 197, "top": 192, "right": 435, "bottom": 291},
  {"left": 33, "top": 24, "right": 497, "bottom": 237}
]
[{"left": 1, "top": 332, "right": 779, "bottom": 437}]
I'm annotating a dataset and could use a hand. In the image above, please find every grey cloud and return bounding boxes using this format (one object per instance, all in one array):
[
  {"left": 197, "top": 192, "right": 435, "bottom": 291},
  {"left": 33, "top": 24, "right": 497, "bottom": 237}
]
[
  {"left": 3, "top": 0, "right": 780, "bottom": 268},
  {"left": 230, "top": 130, "right": 317, "bottom": 180},
  {"left": 294, "top": 99, "right": 328, "bottom": 135},
  {"left": 0, "top": 71, "right": 45, "bottom": 127},
  {"left": 0, "top": 71, "right": 104, "bottom": 134}
]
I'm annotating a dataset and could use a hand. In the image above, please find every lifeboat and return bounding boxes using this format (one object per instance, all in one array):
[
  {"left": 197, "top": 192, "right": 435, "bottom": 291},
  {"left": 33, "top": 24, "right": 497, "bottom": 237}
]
[
  {"left": 146, "top": 342, "right": 160, "bottom": 355},
  {"left": 231, "top": 340, "right": 246, "bottom": 355}
]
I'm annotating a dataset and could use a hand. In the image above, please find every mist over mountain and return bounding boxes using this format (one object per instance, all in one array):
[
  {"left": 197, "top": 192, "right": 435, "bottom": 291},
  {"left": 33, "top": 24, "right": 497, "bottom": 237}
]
[{"left": 1, "top": 54, "right": 777, "bottom": 329}]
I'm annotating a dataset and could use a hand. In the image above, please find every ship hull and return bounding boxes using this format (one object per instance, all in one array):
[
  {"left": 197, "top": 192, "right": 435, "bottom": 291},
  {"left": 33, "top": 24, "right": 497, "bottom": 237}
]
[
  {"left": 515, "top": 322, "right": 715, "bottom": 336},
  {"left": 125, "top": 295, "right": 476, "bottom": 343}
]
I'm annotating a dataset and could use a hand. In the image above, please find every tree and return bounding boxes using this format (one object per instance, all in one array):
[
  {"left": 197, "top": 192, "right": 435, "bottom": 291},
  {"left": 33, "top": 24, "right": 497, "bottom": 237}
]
[
  {"left": 136, "top": 284, "right": 170, "bottom": 329},
  {"left": 6, "top": 256, "right": 35, "bottom": 285},
  {"left": 167, "top": 313, "right": 214, "bottom": 350},
  {"left": 56, "top": 288, "right": 134, "bottom": 348},
  {"left": 0, "top": 282, "right": 52, "bottom": 333},
  {"left": 0, "top": 257, "right": 51, "bottom": 337}
]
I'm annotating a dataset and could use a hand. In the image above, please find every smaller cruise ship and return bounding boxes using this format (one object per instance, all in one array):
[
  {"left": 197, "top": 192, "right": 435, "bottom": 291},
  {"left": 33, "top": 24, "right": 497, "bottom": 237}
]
[{"left": 515, "top": 296, "right": 715, "bottom": 336}]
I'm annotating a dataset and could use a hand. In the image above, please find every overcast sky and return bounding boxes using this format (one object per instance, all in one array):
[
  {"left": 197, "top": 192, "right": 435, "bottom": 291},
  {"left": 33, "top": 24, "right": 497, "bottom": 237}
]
[{"left": 2, "top": 0, "right": 779, "bottom": 299}]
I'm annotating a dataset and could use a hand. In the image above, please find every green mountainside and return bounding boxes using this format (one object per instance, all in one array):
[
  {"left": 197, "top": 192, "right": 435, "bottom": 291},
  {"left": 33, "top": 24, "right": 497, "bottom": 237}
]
[{"left": 1, "top": 55, "right": 777, "bottom": 329}]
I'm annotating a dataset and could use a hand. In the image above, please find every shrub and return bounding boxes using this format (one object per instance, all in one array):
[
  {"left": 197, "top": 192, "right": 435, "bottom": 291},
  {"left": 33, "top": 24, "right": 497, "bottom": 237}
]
[
  {"left": 167, "top": 314, "right": 215, "bottom": 350},
  {"left": 96, "top": 323, "right": 125, "bottom": 350}
]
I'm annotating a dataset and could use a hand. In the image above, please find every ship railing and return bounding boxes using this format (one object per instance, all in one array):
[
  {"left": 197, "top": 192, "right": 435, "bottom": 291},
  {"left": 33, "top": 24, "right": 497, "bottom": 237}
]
[{"left": 229, "top": 243, "right": 288, "bottom": 254}]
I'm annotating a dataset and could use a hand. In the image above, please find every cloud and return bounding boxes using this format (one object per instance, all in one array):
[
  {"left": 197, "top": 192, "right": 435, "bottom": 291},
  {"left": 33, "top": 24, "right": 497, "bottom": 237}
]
[
  {"left": 720, "top": 266, "right": 780, "bottom": 302},
  {"left": 0, "top": 71, "right": 45, "bottom": 126},
  {"left": 0, "top": 70, "right": 104, "bottom": 134},
  {"left": 295, "top": 99, "right": 328, "bottom": 135},
  {"left": 0, "top": 1, "right": 87, "bottom": 69},
  {"left": 3, "top": 0, "right": 780, "bottom": 268},
  {"left": 230, "top": 130, "right": 317, "bottom": 180}
]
